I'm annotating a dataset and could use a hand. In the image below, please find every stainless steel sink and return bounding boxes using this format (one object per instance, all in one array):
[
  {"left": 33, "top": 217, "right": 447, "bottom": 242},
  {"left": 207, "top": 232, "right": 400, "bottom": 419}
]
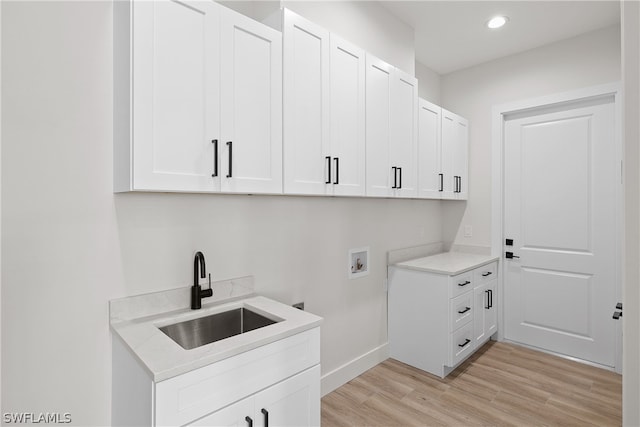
[{"left": 159, "top": 308, "right": 279, "bottom": 350}]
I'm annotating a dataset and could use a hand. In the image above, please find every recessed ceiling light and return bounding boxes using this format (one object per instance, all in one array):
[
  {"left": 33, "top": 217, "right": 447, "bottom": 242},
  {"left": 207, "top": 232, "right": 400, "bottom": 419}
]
[{"left": 487, "top": 16, "right": 509, "bottom": 29}]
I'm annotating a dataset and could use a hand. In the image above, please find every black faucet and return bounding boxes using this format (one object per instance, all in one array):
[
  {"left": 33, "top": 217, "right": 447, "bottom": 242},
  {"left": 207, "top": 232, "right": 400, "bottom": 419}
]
[{"left": 191, "top": 251, "right": 213, "bottom": 309}]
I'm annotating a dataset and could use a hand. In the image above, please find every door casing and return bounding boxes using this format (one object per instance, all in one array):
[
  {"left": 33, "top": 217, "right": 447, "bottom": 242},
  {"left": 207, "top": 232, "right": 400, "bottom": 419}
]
[{"left": 491, "top": 82, "right": 623, "bottom": 373}]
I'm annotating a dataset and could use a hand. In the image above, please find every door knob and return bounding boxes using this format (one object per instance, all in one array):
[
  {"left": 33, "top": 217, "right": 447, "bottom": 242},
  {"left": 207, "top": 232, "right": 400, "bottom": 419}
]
[{"left": 505, "top": 251, "right": 520, "bottom": 259}]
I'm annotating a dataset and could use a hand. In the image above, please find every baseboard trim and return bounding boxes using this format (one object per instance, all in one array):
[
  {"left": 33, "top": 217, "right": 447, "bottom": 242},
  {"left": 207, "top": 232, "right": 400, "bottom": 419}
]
[{"left": 320, "top": 343, "right": 389, "bottom": 396}]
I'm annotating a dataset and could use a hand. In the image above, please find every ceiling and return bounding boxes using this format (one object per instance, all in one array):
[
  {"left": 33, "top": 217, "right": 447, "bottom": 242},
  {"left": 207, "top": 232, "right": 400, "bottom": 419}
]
[{"left": 378, "top": 1, "right": 621, "bottom": 75}]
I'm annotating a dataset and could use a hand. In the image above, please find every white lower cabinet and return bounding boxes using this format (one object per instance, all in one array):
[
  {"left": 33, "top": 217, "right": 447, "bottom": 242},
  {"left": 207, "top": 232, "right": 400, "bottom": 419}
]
[
  {"left": 190, "top": 366, "right": 320, "bottom": 427},
  {"left": 113, "top": 328, "right": 320, "bottom": 427},
  {"left": 388, "top": 261, "right": 497, "bottom": 378}
]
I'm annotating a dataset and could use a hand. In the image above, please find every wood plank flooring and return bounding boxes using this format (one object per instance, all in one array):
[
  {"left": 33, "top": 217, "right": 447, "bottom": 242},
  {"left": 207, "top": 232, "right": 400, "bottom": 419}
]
[{"left": 322, "top": 341, "right": 622, "bottom": 426}]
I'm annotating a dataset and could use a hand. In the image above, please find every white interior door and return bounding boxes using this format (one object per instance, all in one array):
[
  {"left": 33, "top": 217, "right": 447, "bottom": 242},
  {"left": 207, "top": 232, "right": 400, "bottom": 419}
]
[{"left": 503, "top": 95, "right": 618, "bottom": 367}]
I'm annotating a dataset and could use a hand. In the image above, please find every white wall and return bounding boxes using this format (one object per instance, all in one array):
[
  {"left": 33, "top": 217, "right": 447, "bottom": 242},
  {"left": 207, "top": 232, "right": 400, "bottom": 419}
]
[
  {"left": 282, "top": 1, "right": 415, "bottom": 75},
  {"left": 1, "top": 1, "right": 440, "bottom": 425},
  {"left": 622, "top": 1, "right": 640, "bottom": 425},
  {"left": 440, "top": 25, "right": 621, "bottom": 248},
  {"left": 415, "top": 61, "right": 441, "bottom": 104}
]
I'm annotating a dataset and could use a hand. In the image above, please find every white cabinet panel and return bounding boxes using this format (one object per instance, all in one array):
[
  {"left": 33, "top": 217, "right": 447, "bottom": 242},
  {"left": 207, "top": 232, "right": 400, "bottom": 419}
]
[
  {"left": 330, "top": 35, "right": 365, "bottom": 196},
  {"left": 391, "top": 69, "right": 418, "bottom": 198},
  {"left": 220, "top": 8, "right": 282, "bottom": 194},
  {"left": 190, "top": 367, "right": 320, "bottom": 427},
  {"left": 389, "top": 261, "right": 497, "bottom": 378},
  {"left": 253, "top": 366, "right": 321, "bottom": 427},
  {"left": 442, "top": 108, "right": 468, "bottom": 200},
  {"left": 282, "top": 10, "right": 330, "bottom": 195},
  {"left": 122, "top": 0, "right": 220, "bottom": 192},
  {"left": 365, "top": 54, "right": 393, "bottom": 197},
  {"left": 418, "top": 99, "right": 442, "bottom": 198},
  {"left": 115, "top": 2, "right": 281, "bottom": 195},
  {"left": 189, "top": 396, "right": 253, "bottom": 427},
  {"left": 474, "top": 280, "right": 497, "bottom": 346}
]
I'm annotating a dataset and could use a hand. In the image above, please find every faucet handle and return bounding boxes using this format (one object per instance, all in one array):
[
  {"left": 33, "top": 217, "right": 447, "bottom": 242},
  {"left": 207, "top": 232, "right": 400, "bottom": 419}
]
[{"left": 208, "top": 273, "right": 212, "bottom": 290}]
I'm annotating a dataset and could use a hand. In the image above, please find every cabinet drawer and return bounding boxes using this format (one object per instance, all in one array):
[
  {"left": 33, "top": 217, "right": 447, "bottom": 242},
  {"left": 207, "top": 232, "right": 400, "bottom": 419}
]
[
  {"left": 474, "top": 262, "right": 497, "bottom": 284},
  {"left": 450, "top": 291, "right": 473, "bottom": 332},
  {"left": 155, "top": 327, "right": 320, "bottom": 427},
  {"left": 448, "top": 322, "right": 474, "bottom": 367},
  {"left": 450, "top": 271, "right": 473, "bottom": 299}
]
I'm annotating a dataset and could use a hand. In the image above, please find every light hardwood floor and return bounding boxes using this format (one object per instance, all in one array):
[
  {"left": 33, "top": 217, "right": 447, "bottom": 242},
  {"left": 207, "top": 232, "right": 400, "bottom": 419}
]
[{"left": 322, "top": 341, "right": 622, "bottom": 426}]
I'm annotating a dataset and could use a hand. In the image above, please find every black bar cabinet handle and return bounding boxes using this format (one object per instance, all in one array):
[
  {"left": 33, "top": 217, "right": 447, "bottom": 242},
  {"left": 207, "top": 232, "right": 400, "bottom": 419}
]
[
  {"left": 334, "top": 157, "right": 339, "bottom": 184},
  {"left": 459, "top": 176, "right": 462, "bottom": 193},
  {"left": 325, "top": 156, "right": 332, "bottom": 184},
  {"left": 261, "top": 409, "right": 269, "bottom": 427},
  {"left": 482, "top": 272, "right": 492, "bottom": 277},
  {"left": 458, "top": 338, "right": 471, "bottom": 348},
  {"left": 211, "top": 139, "right": 218, "bottom": 177},
  {"left": 458, "top": 280, "right": 470, "bottom": 287},
  {"left": 485, "top": 290, "right": 490, "bottom": 309},
  {"left": 439, "top": 173, "right": 443, "bottom": 192},
  {"left": 391, "top": 167, "right": 397, "bottom": 188},
  {"left": 458, "top": 306, "right": 471, "bottom": 314},
  {"left": 398, "top": 167, "right": 402, "bottom": 189},
  {"left": 226, "top": 141, "right": 233, "bottom": 178},
  {"left": 489, "top": 289, "right": 493, "bottom": 308},
  {"left": 245, "top": 416, "right": 253, "bottom": 427}
]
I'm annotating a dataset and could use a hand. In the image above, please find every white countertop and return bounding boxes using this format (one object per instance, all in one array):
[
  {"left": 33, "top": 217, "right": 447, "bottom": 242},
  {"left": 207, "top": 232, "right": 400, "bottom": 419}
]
[
  {"left": 393, "top": 251, "right": 499, "bottom": 275},
  {"left": 110, "top": 281, "right": 322, "bottom": 382}
]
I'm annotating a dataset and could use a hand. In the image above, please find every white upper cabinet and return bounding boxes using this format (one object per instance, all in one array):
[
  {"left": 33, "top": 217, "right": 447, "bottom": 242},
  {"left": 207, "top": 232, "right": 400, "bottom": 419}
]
[
  {"left": 283, "top": 11, "right": 365, "bottom": 196},
  {"left": 365, "top": 54, "right": 417, "bottom": 198},
  {"left": 330, "top": 34, "right": 366, "bottom": 196},
  {"left": 114, "top": 1, "right": 282, "bottom": 194},
  {"left": 282, "top": 10, "right": 331, "bottom": 195},
  {"left": 365, "top": 54, "right": 394, "bottom": 197},
  {"left": 220, "top": 7, "right": 283, "bottom": 194},
  {"left": 442, "top": 108, "right": 469, "bottom": 200},
  {"left": 390, "top": 68, "right": 418, "bottom": 198},
  {"left": 418, "top": 99, "right": 442, "bottom": 198},
  {"left": 115, "top": 0, "right": 220, "bottom": 192}
]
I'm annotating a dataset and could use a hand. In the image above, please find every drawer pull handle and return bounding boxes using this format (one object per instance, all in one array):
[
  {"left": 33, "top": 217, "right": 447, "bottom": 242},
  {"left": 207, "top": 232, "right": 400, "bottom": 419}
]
[
  {"left": 245, "top": 416, "right": 253, "bottom": 427},
  {"left": 458, "top": 306, "right": 471, "bottom": 314},
  {"left": 261, "top": 409, "right": 269, "bottom": 427},
  {"left": 458, "top": 281, "right": 471, "bottom": 287},
  {"left": 458, "top": 338, "right": 471, "bottom": 348},
  {"left": 226, "top": 141, "right": 233, "bottom": 178},
  {"left": 212, "top": 139, "right": 218, "bottom": 177},
  {"left": 482, "top": 272, "right": 492, "bottom": 277},
  {"left": 325, "top": 156, "right": 332, "bottom": 184}
]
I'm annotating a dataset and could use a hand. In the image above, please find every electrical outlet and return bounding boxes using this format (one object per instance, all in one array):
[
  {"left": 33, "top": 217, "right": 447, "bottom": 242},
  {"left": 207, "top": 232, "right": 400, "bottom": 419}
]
[{"left": 464, "top": 225, "right": 473, "bottom": 237}]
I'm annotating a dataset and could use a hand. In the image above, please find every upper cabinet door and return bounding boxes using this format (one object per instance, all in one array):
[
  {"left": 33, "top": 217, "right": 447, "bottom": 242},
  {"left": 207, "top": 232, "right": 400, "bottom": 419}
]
[
  {"left": 365, "top": 54, "right": 393, "bottom": 197},
  {"left": 418, "top": 99, "right": 442, "bottom": 199},
  {"left": 330, "top": 35, "right": 366, "bottom": 197},
  {"left": 282, "top": 10, "right": 331, "bottom": 195},
  {"left": 442, "top": 108, "right": 469, "bottom": 200},
  {"left": 391, "top": 69, "right": 418, "bottom": 198},
  {"left": 130, "top": 0, "right": 220, "bottom": 192},
  {"left": 440, "top": 108, "right": 457, "bottom": 199},
  {"left": 454, "top": 114, "right": 469, "bottom": 200},
  {"left": 220, "top": 8, "right": 283, "bottom": 194}
]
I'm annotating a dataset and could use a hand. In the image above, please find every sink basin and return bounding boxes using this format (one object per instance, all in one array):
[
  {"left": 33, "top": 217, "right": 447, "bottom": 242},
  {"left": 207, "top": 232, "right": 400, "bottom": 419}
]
[{"left": 159, "top": 307, "right": 279, "bottom": 350}]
